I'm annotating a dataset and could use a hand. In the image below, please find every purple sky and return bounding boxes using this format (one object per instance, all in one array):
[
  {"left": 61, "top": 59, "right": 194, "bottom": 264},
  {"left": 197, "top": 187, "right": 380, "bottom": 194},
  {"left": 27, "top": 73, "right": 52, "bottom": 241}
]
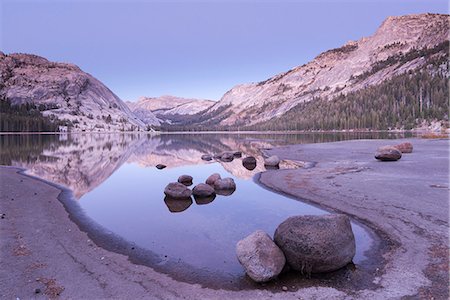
[{"left": 1, "top": 0, "right": 448, "bottom": 101}]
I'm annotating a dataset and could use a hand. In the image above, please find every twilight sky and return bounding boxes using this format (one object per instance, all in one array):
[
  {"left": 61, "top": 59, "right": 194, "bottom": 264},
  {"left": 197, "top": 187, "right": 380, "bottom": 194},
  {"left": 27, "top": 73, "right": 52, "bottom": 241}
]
[{"left": 1, "top": 0, "right": 447, "bottom": 101}]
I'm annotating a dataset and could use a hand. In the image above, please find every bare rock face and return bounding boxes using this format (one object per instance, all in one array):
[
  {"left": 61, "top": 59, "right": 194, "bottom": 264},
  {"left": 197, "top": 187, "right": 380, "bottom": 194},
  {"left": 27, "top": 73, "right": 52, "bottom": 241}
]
[
  {"left": 375, "top": 146, "right": 402, "bottom": 161},
  {"left": 206, "top": 173, "right": 221, "bottom": 186},
  {"left": 0, "top": 53, "right": 159, "bottom": 131},
  {"left": 274, "top": 214, "right": 356, "bottom": 274},
  {"left": 178, "top": 175, "right": 193, "bottom": 186},
  {"left": 236, "top": 230, "right": 286, "bottom": 282},
  {"left": 394, "top": 142, "right": 413, "bottom": 153},
  {"left": 192, "top": 183, "right": 215, "bottom": 197},
  {"left": 163, "top": 182, "right": 192, "bottom": 199},
  {"left": 264, "top": 155, "right": 280, "bottom": 167}
]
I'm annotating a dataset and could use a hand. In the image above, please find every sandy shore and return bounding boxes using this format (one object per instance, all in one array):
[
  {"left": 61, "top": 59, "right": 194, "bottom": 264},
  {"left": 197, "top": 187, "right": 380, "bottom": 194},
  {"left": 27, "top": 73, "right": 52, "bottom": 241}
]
[{"left": 1, "top": 138, "right": 448, "bottom": 299}]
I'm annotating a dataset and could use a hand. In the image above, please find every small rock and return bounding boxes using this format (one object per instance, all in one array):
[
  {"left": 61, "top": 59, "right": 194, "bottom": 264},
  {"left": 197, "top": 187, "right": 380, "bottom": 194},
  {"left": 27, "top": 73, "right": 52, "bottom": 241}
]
[
  {"left": 274, "top": 214, "right": 356, "bottom": 274},
  {"left": 164, "top": 196, "right": 192, "bottom": 213},
  {"left": 164, "top": 182, "right": 192, "bottom": 199},
  {"left": 1, "top": 213, "right": 5, "bottom": 219},
  {"left": 220, "top": 152, "right": 234, "bottom": 162},
  {"left": 236, "top": 230, "right": 286, "bottom": 282},
  {"left": 264, "top": 155, "right": 280, "bottom": 167},
  {"left": 201, "top": 154, "right": 213, "bottom": 161},
  {"left": 214, "top": 178, "right": 236, "bottom": 190},
  {"left": 282, "top": 286, "right": 288, "bottom": 291},
  {"left": 192, "top": 183, "right": 215, "bottom": 197},
  {"left": 34, "top": 288, "right": 41, "bottom": 294},
  {"left": 233, "top": 151, "right": 242, "bottom": 158},
  {"left": 206, "top": 173, "right": 221, "bottom": 186},
  {"left": 213, "top": 153, "right": 222, "bottom": 160},
  {"left": 242, "top": 156, "right": 257, "bottom": 170},
  {"left": 375, "top": 146, "right": 402, "bottom": 161},
  {"left": 178, "top": 175, "right": 193, "bottom": 186},
  {"left": 156, "top": 164, "right": 167, "bottom": 170},
  {"left": 393, "top": 142, "right": 413, "bottom": 153}
]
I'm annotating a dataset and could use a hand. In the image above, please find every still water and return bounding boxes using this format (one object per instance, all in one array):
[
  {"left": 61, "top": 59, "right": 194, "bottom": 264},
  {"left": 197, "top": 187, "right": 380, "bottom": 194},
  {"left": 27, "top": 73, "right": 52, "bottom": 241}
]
[{"left": 0, "top": 132, "right": 414, "bottom": 283}]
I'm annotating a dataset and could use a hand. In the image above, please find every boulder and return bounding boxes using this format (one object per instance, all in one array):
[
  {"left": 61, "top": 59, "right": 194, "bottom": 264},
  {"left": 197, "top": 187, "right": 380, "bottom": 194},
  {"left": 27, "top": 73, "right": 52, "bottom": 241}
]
[
  {"left": 220, "top": 152, "right": 234, "bottom": 162},
  {"left": 178, "top": 175, "right": 193, "bottom": 186},
  {"left": 236, "top": 230, "right": 286, "bottom": 282},
  {"left": 192, "top": 183, "right": 215, "bottom": 197},
  {"left": 233, "top": 151, "right": 242, "bottom": 158},
  {"left": 393, "top": 142, "right": 413, "bottom": 153},
  {"left": 214, "top": 177, "right": 236, "bottom": 190},
  {"left": 201, "top": 154, "right": 213, "bottom": 161},
  {"left": 242, "top": 156, "right": 257, "bottom": 170},
  {"left": 206, "top": 173, "right": 221, "bottom": 186},
  {"left": 264, "top": 155, "right": 280, "bottom": 167},
  {"left": 274, "top": 214, "right": 355, "bottom": 274},
  {"left": 164, "top": 182, "right": 192, "bottom": 199},
  {"left": 164, "top": 196, "right": 192, "bottom": 213},
  {"left": 156, "top": 164, "right": 166, "bottom": 170},
  {"left": 375, "top": 146, "right": 402, "bottom": 161}
]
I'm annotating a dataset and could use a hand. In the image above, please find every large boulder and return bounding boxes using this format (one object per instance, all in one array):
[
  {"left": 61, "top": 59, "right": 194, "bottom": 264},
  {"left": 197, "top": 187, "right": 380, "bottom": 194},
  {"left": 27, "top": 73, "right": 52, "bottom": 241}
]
[
  {"left": 214, "top": 178, "right": 236, "bottom": 190},
  {"left": 206, "top": 173, "right": 221, "bottom": 186},
  {"left": 236, "top": 230, "right": 286, "bottom": 283},
  {"left": 164, "top": 182, "right": 192, "bottom": 199},
  {"left": 375, "top": 146, "right": 402, "bottom": 161},
  {"left": 393, "top": 142, "right": 413, "bottom": 153},
  {"left": 264, "top": 155, "right": 280, "bottom": 167},
  {"left": 178, "top": 175, "right": 193, "bottom": 186},
  {"left": 192, "top": 183, "right": 215, "bottom": 197},
  {"left": 274, "top": 214, "right": 355, "bottom": 274},
  {"left": 164, "top": 196, "right": 192, "bottom": 213}
]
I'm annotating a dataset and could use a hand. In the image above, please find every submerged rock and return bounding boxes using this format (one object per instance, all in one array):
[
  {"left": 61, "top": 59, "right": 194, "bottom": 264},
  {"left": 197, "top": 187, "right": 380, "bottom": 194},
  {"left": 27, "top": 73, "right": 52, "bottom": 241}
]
[
  {"left": 393, "top": 142, "right": 413, "bottom": 153},
  {"left": 206, "top": 173, "right": 221, "bottom": 186},
  {"left": 236, "top": 230, "right": 286, "bottom": 282},
  {"left": 178, "top": 175, "right": 193, "bottom": 186},
  {"left": 214, "top": 178, "right": 236, "bottom": 190},
  {"left": 201, "top": 154, "right": 213, "bottom": 161},
  {"left": 164, "top": 182, "right": 192, "bottom": 199},
  {"left": 164, "top": 196, "right": 192, "bottom": 213},
  {"left": 274, "top": 214, "right": 355, "bottom": 274},
  {"left": 192, "top": 183, "right": 215, "bottom": 197},
  {"left": 156, "top": 164, "right": 166, "bottom": 170},
  {"left": 264, "top": 155, "right": 280, "bottom": 167},
  {"left": 375, "top": 146, "right": 402, "bottom": 161}
]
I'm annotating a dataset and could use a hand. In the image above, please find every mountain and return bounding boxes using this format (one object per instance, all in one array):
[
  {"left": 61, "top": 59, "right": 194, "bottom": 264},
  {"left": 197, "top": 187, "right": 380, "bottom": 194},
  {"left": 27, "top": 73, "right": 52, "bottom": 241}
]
[
  {"left": 126, "top": 95, "right": 215, "bottom": 124},
  {"left": 0, "top": 53, "right": 159, "bottom": 132},
  {"left": 187, "top": 13, "right": 449, "bottom": 131}
]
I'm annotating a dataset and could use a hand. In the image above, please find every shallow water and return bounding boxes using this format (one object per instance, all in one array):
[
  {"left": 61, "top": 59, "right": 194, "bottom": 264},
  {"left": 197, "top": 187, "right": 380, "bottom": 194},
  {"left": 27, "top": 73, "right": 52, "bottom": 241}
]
[{"left": 0, "top": 132, "right": 414, "bottom": 282}]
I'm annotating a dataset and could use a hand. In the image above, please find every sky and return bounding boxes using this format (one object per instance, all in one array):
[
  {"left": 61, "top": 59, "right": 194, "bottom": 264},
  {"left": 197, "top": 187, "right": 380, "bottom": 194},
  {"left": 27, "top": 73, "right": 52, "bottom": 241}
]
[{"left": 0, "top": 0, "right": 448, "bottom": 101}]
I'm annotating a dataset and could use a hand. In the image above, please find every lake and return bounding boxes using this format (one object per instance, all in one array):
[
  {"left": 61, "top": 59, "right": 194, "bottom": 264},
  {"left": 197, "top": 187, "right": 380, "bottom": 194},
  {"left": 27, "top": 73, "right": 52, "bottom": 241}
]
[{"left": 0, "top": 132, "right": 414, "bottom": 286}]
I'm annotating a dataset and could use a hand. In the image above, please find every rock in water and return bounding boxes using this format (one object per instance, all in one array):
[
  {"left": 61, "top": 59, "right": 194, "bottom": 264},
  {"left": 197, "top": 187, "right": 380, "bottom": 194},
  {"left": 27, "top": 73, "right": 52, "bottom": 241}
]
[
  {"left": 274, "top": 214, "right": 355, "bottom": 274},
  {"left": 375, "top": 146, "right": 402, "bottom": 161},
  {"left": 214, "top": 178, "right": 236, "bottom": 190},
  {"left": 178, "top": 175, "right": 193, "bottom": 186},
  {"left": 156, "top": 164, "right": 166, "bottom": 170},
  {"left": 393, "top": 142, "right": 413, "bottom": 153},
  {"left": 201, "top": 154, "right": 213, "bottom": 161},
  {"left": 236, "top": 230, "right": 286, "bottom": 282},
  {"left": 264, "top": 155, "right": 280, "bottom": 167},
  {"left": 206, "top": 173, "right": 221, "bottom": 186},
  {"left": 163, "top": 182, "right": 192, "bottom": 199},
  {"left": 192, "top": 183, "right": 215, "bottom": 197}
]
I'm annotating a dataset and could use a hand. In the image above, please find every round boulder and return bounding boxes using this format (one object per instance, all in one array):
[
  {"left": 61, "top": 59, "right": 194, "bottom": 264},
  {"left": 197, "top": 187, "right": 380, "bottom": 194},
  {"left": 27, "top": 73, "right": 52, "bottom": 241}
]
[
  {"left": 274, "top": 214, "right": 356, "bottom": 274},
  {"left": 375, "top": 146, "right": 402, "bottom": 161},
  {"left": 220, "top": 152, "right": 234, "bottom": 162},
  {"left": 264, "top": 155, "right": 280, "bottom": 167},
  {"left": 236, "top": 230, "right": 286, "bottom": 283},
  {"left": 214, "top": 177, "right": 236, "bottom": 190},
  {"left": 164, "top": 182, "right": 192, "bottom": 199},
  {"left": 206, "top": 173, "right": 221, "bottom": 186},
  {"left": 242, "top": 156, "right": 257, "bottom": 170},
  {"left": 393, "top": 142, "right": 413, "bottom": 153},
  {"left": 201, "top": 154, "right": 213, "bottom": 161},
  {"left": 192, "top": 183, "right": 215, "bottom": 197},
  {"left": 178, "top": 175, "right": 193, "bottom": 186}
]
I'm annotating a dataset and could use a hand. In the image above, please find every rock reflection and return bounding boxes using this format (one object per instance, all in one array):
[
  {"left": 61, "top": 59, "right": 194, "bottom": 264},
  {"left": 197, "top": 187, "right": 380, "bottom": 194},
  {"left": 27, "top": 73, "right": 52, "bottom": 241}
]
[
  {"left": 163, "top": 196, "right": 193, "bottom": 213},
  {"left": 193, "top": 194, "right": 216, "bottom": 205},
  {"left": 215, "top": 188, "right": 236, "bottom": 196}
]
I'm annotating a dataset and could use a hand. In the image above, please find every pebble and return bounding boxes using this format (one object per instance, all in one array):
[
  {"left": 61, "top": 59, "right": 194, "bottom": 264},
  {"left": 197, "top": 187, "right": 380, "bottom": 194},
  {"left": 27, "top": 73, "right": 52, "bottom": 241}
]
[
  {"left": 34, "top": 288, "right": 41, "bottom": 294},
  {"left": 282, "top": 286, "right": 288, "bottom": 291}
]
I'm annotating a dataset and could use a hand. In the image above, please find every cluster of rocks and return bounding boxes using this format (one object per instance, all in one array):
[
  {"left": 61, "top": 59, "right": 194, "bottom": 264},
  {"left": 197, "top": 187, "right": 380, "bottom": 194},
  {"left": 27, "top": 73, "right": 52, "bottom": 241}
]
[
  {"left": 163, "top": 174, "right": 236, "bottom": 212},
  {"left": 201, "top": 151, "right": 282, "bottom": 171},
  {"left": 375, "top": 142, "right": 413, "bottom": 161},
  {"left": 236, "top": 214, "right": 356, "bottom": 283}
]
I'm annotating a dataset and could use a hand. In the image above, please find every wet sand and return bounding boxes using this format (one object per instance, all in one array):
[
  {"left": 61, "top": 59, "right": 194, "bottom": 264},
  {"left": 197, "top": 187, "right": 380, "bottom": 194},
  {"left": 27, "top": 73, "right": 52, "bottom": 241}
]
[{"left": 1, "top": 138, "right": 448, "bottom": 299}]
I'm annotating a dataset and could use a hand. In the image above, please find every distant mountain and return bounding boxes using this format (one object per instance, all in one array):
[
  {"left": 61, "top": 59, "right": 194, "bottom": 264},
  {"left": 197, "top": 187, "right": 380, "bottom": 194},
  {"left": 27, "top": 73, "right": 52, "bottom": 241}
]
[
  {"left": 183, "top": 13, "right": 448, "bottom": 131},
  {"left": 0, "top": 53, "right": 159, "bottom": 132},
  {"left": 126, "top": 95, "right": 215, "bottom": 124}
]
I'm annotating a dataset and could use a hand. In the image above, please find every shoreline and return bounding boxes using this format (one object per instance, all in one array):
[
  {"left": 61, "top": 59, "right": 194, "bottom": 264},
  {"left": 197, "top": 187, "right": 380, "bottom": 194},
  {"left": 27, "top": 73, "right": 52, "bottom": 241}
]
[{"left": 1, "top": 138, "right": 448, "bottom": 299}]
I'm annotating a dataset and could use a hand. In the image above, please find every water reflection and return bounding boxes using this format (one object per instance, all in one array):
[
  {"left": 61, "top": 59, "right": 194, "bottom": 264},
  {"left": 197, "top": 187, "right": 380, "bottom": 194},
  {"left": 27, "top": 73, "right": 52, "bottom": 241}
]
[{"left": 164, "top": 196, "right": 193, "bottom": 213}]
